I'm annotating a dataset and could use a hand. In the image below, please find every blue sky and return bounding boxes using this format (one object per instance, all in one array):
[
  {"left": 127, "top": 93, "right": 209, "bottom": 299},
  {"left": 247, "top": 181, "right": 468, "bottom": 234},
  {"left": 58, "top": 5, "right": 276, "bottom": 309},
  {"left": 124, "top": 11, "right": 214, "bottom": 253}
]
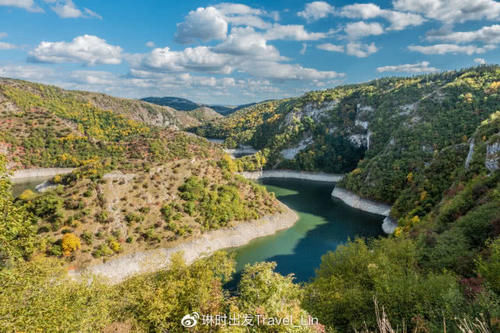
[{"left": 0, "top": 0, "right": 499, "bottom": 105}]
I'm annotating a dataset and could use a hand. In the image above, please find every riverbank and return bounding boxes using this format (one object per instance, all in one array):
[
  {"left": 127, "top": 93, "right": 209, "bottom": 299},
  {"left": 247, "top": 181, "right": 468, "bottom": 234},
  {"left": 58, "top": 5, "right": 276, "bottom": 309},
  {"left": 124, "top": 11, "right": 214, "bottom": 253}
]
[
  {"left": 79, "top": 202, "right": 299, "bottom": 284},
  {"left": 9, "top": 168, "right": 74, "bottom": 183},
  {"left": 240, "top": 170, "right": 343, "bottom": 182},
  {"left": 331, "top": 186, "right": 391, "bottom": 216}
]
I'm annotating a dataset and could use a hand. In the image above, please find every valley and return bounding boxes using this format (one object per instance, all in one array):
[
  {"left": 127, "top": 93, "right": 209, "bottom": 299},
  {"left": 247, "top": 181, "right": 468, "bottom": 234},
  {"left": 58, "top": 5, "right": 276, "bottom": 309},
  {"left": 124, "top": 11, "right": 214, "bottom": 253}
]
[{"left": 1, "top": 66, "right": 499, "bottom": 332}]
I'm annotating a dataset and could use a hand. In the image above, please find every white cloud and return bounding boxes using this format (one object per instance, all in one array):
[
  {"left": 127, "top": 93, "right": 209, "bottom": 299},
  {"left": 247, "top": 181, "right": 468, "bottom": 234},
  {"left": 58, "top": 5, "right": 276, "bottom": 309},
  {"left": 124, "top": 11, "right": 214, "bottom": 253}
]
[
  {"left": 300, "top": 43, "right": 307, "bottom": 55},
  {"left": 214, "top": 27, "right": 283, "bottom": 61},
  {"left": 264, "top": 24, "right": 327, "bottom": 41},
  {"left": 474, "top": 57, "right": 486, "bottom": 64},
  {"left": 427, "top": 25, "right": 500, "bottom": 45},
  {"left": 346, "top": 42, "right": 378, "bottom": 57},
  {"left": 0, "top": 65, "right": 55, "bottom": 80},
  {"left": 215, "top": 3, "right": 272, "bottom": 29},
  {"left": 132, "top": 46, "right": 232, "bottom": 74},
  {"left": 376, "top": 61, "right": 439, "bottom": 73},
  {"left": 0, "top": 42, "right": 16, "bottom": 50},
  {"left": 146, "top": 41, "right": 155, "bottom": 48},
  {"left": 393, "top": 0, "right": 500, "bottom": 24},
  {"left": 409, "top": 43, "right": 495, "bottom": 55},
  {"left": 317, "top": 43, "right": 344, "bottom": 53},
  {"left": 345, "top": 22, "right": 384, "bottom": 39},
  {"left": 46, "top": 0, "right": 101, "bottom": 19},
  {"left": 298, "top": 1, "right": 334, "bottom": 22},
  {"left": 0, "top": 32, "right": 16, "bottom": 50},
  {"left": 241, "top": 61, "right": 343, "bottom": 81},
  {"left": 215, "top": 3, "right": 264, "bottom": 16},
  {"left": 175, "top": 6, "right": 228, "bottom": 43},
  {"left": 30, "top": 35, "right": 123, "bottom": 65},
  {"left": 0, "top": 0, "right": 42, "bottom": 12},
  {"left": 340, "top": 4, "right": 425, "bottom": 31}
]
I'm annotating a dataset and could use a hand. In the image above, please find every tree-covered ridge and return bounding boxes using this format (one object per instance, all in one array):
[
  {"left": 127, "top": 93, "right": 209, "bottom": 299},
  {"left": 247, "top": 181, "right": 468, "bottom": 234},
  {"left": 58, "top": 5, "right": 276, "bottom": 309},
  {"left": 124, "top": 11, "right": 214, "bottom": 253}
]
[
  {"left": 0, "top": 79, "right": 207, "bottom": 169},
  {"left": 0, "top": 77, "right": 282, "bottom": 266},
  {"left": 195, "top": 66, "right": 500, "bottom": 204}
]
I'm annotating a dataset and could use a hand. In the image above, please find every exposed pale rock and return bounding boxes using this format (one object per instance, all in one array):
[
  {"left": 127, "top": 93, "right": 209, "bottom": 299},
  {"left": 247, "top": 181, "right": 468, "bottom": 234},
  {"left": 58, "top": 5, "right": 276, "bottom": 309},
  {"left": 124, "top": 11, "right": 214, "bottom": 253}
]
[
  {"left": 280, "top": 137, "right": 312, "bottom": 160},
  {"left": 485, "top": 141, "right": 500, "bottom": 172},
  {"left": 240, "top": 170, "right": 343, "bottom": 182},
  {"left": 331, "top": 186, "right": 391, "bottom": 216},
  {"left": 348, "top": 134, "right": 368, "bottom": 148},
  {"left": 9, "top": 168, "right": 75, "bottom": 183},
  {"left": 355, "top": 120, "right": 369, "bottom": 130},
  {"left": 465, "top": 138, "right": 475, "bottom": 169}
]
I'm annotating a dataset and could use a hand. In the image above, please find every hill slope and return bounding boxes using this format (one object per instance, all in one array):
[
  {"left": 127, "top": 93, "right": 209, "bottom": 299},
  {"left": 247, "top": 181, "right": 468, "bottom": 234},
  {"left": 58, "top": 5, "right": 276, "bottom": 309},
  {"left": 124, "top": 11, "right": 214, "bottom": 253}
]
[
  {"left": 0, "top": 78, "right": 281, "bottom": 267},
  {"left": 195, "top": 66, "right": 500, "bottom": 205}
]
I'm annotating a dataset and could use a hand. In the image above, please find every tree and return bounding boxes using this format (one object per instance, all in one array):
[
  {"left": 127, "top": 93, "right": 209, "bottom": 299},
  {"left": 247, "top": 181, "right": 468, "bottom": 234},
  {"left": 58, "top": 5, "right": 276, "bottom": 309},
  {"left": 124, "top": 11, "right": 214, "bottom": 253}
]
[
  {"left": 0, "top": 154, "right": 36, "bottom": 267},
  {"left": 61, "top": 233, "right": 81, "bottom": 256}
]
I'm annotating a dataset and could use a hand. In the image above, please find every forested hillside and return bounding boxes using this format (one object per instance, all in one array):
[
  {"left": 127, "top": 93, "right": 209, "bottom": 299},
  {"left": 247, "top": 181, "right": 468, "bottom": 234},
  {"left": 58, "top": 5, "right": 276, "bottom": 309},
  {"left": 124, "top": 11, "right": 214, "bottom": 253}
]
[
  {"left": 0, "top": 72, "right": 498, "bottom": 332},
  {"left": 195, "top": 66, "right": 500, "bottom": 204},
  {"left": 0, "top": 78, "right": 280, "bottom": 266}
]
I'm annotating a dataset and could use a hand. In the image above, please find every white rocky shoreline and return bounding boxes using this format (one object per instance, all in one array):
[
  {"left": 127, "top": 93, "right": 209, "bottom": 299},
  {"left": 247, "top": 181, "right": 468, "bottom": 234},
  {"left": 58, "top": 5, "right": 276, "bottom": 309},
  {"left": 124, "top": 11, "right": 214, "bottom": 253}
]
[
  {"left": 239, "top": 170, "right": 343, "bottom": 182},
  {"left": 9, "top": 168, "right": 75, "bottom": 183},
  {"left": 331, "top": 186, "right": 397, "bottom": 233},
  {"left": 78, "top": 202, "right": 299, "bottom": 284}
]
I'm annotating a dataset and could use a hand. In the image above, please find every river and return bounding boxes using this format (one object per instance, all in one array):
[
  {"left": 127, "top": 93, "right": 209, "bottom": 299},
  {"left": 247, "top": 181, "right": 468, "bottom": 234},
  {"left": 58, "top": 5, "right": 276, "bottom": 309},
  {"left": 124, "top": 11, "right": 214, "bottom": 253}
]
[{"left": 232, "top": 178, "right": 384, "bottom": 282}]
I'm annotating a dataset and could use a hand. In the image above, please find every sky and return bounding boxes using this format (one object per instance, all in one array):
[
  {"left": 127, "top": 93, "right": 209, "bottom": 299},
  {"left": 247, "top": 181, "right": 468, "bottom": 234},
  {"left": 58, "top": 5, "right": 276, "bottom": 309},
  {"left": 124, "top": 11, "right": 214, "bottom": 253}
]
[{"left": 0, "top": 0, "right": 499, "bottom": 105}]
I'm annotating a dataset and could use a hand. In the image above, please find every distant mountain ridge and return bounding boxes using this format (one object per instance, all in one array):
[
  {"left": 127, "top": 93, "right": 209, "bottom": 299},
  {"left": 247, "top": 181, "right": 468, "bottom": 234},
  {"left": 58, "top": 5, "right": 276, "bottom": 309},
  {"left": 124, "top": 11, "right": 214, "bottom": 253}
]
[{"left": 141, "top": 96, "right": 258, "bottom": 115}]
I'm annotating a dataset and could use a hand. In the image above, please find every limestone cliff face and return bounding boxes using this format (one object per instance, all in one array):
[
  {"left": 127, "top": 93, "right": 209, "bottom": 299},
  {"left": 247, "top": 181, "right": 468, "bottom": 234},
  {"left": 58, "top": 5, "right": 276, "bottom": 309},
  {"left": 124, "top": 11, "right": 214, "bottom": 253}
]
[{"left": 485, "top": 141, "right": 500, "bottom": 172}]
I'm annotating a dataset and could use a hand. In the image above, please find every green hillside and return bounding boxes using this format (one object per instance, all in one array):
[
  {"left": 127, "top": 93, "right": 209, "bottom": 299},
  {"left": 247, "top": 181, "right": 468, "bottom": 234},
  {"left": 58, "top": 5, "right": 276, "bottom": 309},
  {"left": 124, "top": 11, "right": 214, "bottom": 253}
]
[
  {"left": 195, "top": 66, "right": 500, "bottom": 205},
  {"left": 0, "top": 79, "right": 280, "bottom": 266}
]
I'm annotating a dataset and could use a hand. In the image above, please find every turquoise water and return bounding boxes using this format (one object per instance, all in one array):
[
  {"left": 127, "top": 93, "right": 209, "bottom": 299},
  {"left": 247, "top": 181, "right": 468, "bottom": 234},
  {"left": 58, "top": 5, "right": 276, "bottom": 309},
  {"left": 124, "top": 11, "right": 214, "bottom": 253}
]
[{"left": 233, "top": 178, "right": 384, "bottom": 282}]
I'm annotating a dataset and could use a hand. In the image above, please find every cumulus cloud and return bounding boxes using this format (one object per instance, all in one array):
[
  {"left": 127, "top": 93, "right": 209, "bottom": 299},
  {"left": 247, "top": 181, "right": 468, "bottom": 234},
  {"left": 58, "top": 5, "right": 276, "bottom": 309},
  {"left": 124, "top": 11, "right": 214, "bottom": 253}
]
[
  {"left": 393, "top": 0, "right": 500, "bottom": 24},
  {"left": 132, "top": 46, "right": 233, "bottom": 74},
  {"left": 427, "top": 25, "right": 500, "bottom": 45},
  {"left": 214, "top": 27, "right": 283, "bottom": 61},
  {"left": 409, "top": 43, "right": 495, "bottom": 55},
  {"left": 376, "top": 61, "right": 439, "bottom": 73},
  {"left": 345, "top": 22, "right": 384, "bottom": 39},
  {"left": 317, "top": 43, "right": 344, "bottom": 53},
  {"left": 29, "top": 35, "right": 123, "bottom": 65},
  {"left": 474, "top": 58, "right": 486, "bottom": 64},
  {"left": 175, "top": 7, "right": 228, "bottom": 44},
  {"left": 145, "top": 41, "right": 155, "bottom": 48},
  {"left": 215, "top": 3, "right": 272, "bottom": 29},
  {"left": 45, "top": 0, "right": 101, "bottom": 19},
  {"left": 340, "top": 4, "right": 425, "bottom": 31},
  {"left": 346, "top": 42, "right": 378, "bottom": 57},
  {"left": 264, "top": 24, "right": 328, "bottom": 41},
  {"left": 0, "top": 65, "right": 55, "bottom": 80},
  {"left": 298, "top": 1, "right": 334, "bottom": 22},
  {"left": 241, "top": 61, "right": 343, "bottom": 81},
  {"left": 0, "top": 0, "right": 42, "bottom": 12}
]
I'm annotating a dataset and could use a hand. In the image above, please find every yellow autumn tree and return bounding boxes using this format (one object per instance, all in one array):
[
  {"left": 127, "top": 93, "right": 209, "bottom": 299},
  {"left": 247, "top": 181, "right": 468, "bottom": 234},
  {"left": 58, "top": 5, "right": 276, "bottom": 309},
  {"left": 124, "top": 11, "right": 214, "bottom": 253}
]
[{"left": 61, "top": 233, "right": 81, "bottom": 256}]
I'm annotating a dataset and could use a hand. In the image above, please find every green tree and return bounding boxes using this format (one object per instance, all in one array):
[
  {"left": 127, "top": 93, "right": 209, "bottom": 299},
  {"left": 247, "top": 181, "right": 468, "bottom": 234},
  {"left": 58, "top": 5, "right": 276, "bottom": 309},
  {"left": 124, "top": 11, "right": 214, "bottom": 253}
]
[{"left": 0, "top": 154, "right": 36, "bottom": 267}]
